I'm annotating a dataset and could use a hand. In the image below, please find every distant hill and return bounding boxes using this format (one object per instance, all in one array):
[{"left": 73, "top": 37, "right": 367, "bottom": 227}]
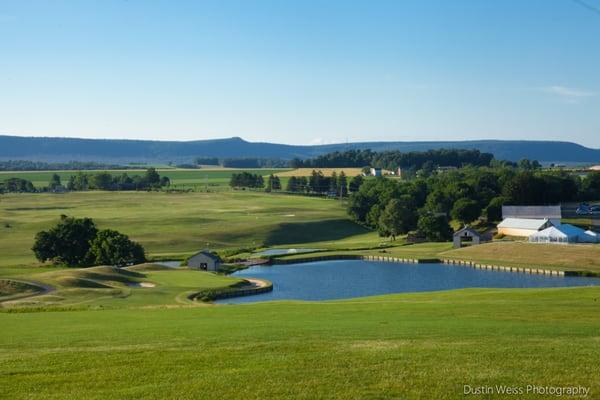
[{"left": 0, "top": 135, "right": 599, "bottom": 164}]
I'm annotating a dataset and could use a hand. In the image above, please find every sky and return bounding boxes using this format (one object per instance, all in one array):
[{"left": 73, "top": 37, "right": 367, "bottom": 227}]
[{"left": 1, "top": 0, "right": 600, "bottom": 147}]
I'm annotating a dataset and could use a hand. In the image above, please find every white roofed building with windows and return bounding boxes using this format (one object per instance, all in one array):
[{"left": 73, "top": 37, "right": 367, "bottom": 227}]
[{"left": 497, "top": 218, "right": 553, "bottom": 237}]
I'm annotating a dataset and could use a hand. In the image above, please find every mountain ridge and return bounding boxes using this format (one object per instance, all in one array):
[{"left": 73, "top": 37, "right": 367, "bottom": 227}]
[{"left": 1, "top": 135, "right": 599, "bottom": 164}]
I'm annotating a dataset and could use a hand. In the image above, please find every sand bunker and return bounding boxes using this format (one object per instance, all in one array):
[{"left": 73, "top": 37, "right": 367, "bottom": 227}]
[{"left": 128, "top": 282, "right": 156, "bottom": 288}]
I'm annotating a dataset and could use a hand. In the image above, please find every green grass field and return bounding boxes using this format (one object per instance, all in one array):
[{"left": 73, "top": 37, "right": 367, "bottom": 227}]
[
  {"left": 2, "top": 190, "right": 600, "bottom": 398},
  {"left": 2, "top": 286, "right": 599, "bottom": 399},
  {"left": 0, "top": 191, "right": 372, "bottom": 271},
  {"left": 0, "top": 168, "right": 291, "bottom": 189}
]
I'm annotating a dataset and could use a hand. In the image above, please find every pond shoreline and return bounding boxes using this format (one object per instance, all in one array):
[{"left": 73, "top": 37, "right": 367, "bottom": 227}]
[{"left": 271, "top": 254, "right": 598, "bottom": 277}]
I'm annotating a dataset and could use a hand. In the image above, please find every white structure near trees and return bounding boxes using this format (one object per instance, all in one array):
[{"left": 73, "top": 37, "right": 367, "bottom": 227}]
[
  {"left": 529, "top": 224, "right": 600, "bottom": 244},
  {"left": 497, "top": 218, "right": 553, "bottom": 237}
]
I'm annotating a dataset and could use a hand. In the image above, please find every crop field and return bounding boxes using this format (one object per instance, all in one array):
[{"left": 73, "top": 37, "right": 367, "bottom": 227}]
[
  {"left": 275, "top": 167, "right": 364, "bottom": 177},
  {"left": 0, "top": 168, "right": 291, "bottom": 188}
]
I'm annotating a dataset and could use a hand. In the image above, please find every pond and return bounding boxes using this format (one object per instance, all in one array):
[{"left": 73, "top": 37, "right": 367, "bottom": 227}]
[{"left": 216, "top": 259, "right": 600, "bottom": 304}]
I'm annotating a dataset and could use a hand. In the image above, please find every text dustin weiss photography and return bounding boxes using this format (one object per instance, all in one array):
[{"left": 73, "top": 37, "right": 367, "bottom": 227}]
[{"left": 463, "top": 384, "right": 590, "bottom": 397}]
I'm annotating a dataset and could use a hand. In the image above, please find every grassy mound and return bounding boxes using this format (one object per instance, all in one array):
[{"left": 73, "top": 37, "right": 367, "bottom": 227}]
[{"left": 0, "top": 279, "right": 43, "bottom": 299}]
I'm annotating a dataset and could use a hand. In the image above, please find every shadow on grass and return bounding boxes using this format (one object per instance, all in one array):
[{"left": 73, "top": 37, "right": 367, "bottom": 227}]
[{"left": 264, "top": 219, "right": 369, "bottom": 246}]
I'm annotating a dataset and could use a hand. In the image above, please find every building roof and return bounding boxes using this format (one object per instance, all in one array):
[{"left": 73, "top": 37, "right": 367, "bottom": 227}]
[
  {"left": 453, "top": 226, "right": 481, "bottom": 238},
  {"left": 190, "top": 250, "right": 221, "bottom": 261},
  {"left": 497, "top": 217, "right": 551, "bottom": 230},
  {"left": 502, "top": 205, "right": 561, "bottom": 220}
]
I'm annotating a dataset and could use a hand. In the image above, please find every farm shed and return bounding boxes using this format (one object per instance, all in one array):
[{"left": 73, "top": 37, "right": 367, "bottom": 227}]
[
  {"left": 188, "top": 250, "right": 221, "bottom": 271},
  {"left": 453, "top": 226, "right": 483, "bottom": 248},
  {"left": 497, "top": 218, "right": 553, "bottom": 237}
]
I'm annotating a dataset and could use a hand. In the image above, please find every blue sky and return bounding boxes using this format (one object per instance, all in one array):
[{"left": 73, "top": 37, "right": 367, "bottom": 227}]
[{"left": 1, "top": 0, "right": 599, "bottom": 146}]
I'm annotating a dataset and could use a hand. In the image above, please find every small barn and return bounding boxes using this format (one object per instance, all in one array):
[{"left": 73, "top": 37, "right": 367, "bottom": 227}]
[
  {"left": 187, "top": 250, "right": 221, "bottom": 271},
  {"left": 497, "top": 218, "right": 553, "bottom": 237},
  {"left": 453, "top": 226, "right": 483, "bottom": 248}
]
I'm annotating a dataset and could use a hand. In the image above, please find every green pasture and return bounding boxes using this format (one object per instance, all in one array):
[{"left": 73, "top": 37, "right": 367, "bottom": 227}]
[{"left": 0, "top": 168, "right": 291, "bottom": 188}]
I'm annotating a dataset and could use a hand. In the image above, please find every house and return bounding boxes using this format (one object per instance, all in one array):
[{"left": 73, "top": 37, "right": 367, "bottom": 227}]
[
  {"left": 502, "top": 205, "right": 562, "bottom": 226},
  {"left": 497, "top": 218, "right": 553, "bottom": 237},
  {"left": 370, "top": 167, "right": 382, "bottom": 177},
  {"left": 187, "top": 250, "right": 221, "bottom": 271},
  {"left": 453, "top": 226, "right": 483, "bottom": 248}
]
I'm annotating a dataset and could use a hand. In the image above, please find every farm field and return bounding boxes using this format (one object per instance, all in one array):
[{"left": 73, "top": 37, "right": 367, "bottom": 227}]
[
  {"left": 0, "top": 168, "right": 291, "bottom": 189},
  {"left": 0, "top": 191, "right": 371, "bottom": 271},
  {"left": 275, "top": 167, "right": 364, "bottom": 177},
  {"left": 2, "top": 286, "right": 600, "bottom": 399}
]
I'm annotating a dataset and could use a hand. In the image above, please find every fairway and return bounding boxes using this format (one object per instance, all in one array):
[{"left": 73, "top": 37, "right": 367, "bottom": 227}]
[
  {"left": 0, "top": 191, "right": 369, "bottom": 270},
  {"left": 2, "top": 287, "right": 599, "bottom": 399}
]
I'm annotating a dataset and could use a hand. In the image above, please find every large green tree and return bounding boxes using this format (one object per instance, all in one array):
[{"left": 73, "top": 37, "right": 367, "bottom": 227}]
[
  {"left": 377, "top": 197, "right": 417, "bottom": 240},
  {"left": 450, "top": 198, "right": 482, "bottom": 224},
  {"left": 417, "top": 213, "right": 453, "bottom": 242},
  {"left": 32, "top": 216, "right": 98, "bottom": 266},
  {"left": 89, "top": 230, "right": 146, "bottom": 267}
]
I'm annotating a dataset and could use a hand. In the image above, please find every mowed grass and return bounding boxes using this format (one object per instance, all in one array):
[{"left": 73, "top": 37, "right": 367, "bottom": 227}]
[
  {"left": 1, "top": 286, "right": 600, "bottom": 399},
  {"left": 0, "top": 191, "right": 368, "bottom": 270},
  {"left": 0, "top": 168, "right": 291, "bottom": 188},
  {"left": 1, "top": 264, "right": 244, "bottom": 309}
]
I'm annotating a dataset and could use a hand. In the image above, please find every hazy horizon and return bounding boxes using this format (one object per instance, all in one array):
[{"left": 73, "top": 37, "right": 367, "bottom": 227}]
[{"left": 1, "top": 1, "right": 600, "bottom": 146}]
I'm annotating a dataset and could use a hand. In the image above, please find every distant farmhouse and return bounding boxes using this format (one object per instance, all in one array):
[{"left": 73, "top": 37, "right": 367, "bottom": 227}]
[
  {"left": 369, "top": 167, "right": 382, "bottom": 177},
  {"left": 187, "top": 250, "right": 221, "bottom": 271}
]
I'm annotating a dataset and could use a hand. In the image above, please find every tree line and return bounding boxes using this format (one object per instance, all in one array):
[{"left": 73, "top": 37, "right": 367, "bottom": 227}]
[
  {"left": 0, "top": 168, "right": 170, "bottom": 193},
  {"left": 0, "top": 160, "right": 130, "bottom": 171},
  {"left": 290, "top": 148, "right": 495, "bottom": 171},
  {"left": 347, "top": 167, "right": 600, "bottom": 242}
]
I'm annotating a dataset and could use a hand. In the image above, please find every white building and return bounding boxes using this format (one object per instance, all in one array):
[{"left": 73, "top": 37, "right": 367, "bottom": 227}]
[
  {"left": 501, "top": 205, "right": 562, "bottom": 226},
  {"left": 529, "top": 224, "right": 599, "bottom": 244},
  {"left": 369, "top": 167, "right": 382, "bottom": 177},
  {"left": 497, "top": 218, "right": 553, "bottom": 237}
]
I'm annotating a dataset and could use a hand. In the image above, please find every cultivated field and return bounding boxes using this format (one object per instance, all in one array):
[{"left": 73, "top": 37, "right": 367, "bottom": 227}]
[{"left": 275, "top": 167, "right": 364, "bottom": 177}]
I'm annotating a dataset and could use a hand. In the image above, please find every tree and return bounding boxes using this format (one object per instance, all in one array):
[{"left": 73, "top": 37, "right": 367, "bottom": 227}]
[
  {"left": 32, "top": 216, "right": 98, "bottom": 266},
  {"left": 483, "top": 196, "right": 505, "bottom": 222},
  {"left": 450, "top": 198, "right": 481, "bottom": 224},
  {"left": 417, "top": 213, "right": 453, "bottom": 242},
  {"left": 89, "top": 229, "right": 146, "bottom": 267},
  {"left": 49, "top": 173, "right": 62, "bottom": 190},
  {"left": 377, "top": 197, "right": 417, "bottom": 240},
  {"left": 91, "top": 172, "right": 113, "bottom": 190},
  {"left": 338, "top": 171, "right": 348, "bottom": 197},
  {"left": 144, "top": 168, "right": 161, "bottom": 187},
  {"left": 348, "top": 175, "right": 364, "bottom": 193}
]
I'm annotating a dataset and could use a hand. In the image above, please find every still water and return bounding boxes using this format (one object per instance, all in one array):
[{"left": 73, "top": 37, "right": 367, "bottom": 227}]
[{"left": 216, "top": 259, "right": 600, "bottom": 304}]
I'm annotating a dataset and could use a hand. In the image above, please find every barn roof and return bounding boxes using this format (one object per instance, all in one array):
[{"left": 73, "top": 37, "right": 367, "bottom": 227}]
[
  {"left": 453, "top": 226, "right": 481, "bottom": 238},
  {"left": 502, "top": 205, "right": 561, "bottom": 220},
  {"left": 497, "top": 218, "right": 551, "bottom": 230},
  {"left": 191, "top": 250, "right": 221, "bottom": 261}
]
